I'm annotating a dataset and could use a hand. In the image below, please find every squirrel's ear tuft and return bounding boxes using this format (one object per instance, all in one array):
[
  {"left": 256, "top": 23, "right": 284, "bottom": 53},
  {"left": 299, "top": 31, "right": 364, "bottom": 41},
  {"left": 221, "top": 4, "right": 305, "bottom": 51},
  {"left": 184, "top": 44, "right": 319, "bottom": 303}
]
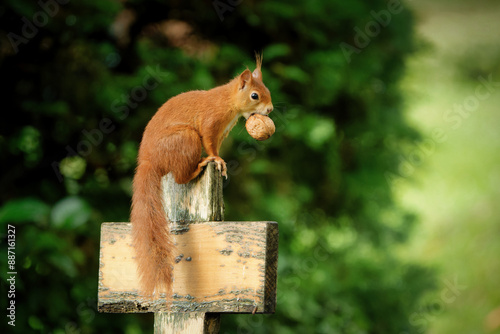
[
  {"left": 239, "top": 69, "right": 252, "bottom": 90},
  {"left": 255, "top": 52, "right": 263, "bottom": 71}
]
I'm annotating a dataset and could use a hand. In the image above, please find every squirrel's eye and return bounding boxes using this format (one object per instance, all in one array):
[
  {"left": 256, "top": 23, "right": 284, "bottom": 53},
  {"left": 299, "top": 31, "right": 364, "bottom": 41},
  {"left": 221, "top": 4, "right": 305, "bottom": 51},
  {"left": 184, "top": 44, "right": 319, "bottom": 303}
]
[{"left": 251, "top": 92, "right": 259, "bottom": 100}]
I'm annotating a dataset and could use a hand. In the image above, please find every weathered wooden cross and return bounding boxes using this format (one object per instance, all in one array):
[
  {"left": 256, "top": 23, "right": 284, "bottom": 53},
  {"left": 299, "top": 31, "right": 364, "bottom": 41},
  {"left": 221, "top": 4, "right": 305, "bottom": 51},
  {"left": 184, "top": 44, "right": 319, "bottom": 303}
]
[{"left": 98, "top": 163, "right": 279, "bottom": 333}]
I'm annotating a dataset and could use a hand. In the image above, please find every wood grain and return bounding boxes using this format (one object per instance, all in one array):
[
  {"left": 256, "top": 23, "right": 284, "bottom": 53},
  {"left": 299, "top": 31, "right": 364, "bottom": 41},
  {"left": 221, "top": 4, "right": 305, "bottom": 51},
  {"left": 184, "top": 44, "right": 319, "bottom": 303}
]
[
  {"left": 154, "top": 312, "right": 220, "bottom": 334},
  {"left": 162, "top": 163, "right": 224, "bottom": 223}
]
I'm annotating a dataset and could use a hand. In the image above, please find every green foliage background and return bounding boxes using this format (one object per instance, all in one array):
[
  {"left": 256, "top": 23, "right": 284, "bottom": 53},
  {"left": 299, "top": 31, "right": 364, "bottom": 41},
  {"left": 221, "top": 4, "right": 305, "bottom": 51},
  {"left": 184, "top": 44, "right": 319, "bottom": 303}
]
[{"left": 0, "top": 0, "right": 436, "bottom": 333}]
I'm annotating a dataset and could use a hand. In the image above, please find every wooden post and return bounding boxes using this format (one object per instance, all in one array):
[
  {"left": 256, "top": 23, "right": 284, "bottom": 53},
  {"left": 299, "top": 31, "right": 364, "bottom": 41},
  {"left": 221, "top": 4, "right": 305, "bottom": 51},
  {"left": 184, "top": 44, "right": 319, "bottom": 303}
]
[
  {"left": 98, "top": 163, "right": 278, "bottom": 333},
  {"left": 157, "top": 162, "right": 223, "bottom": 333}
]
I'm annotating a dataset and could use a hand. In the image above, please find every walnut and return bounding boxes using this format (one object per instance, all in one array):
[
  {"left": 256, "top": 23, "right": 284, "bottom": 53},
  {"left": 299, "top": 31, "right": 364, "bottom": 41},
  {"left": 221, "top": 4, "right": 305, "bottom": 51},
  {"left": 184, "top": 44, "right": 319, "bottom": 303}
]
[{"left": 245, "top": 114, "right": 275, "bottom": 141}]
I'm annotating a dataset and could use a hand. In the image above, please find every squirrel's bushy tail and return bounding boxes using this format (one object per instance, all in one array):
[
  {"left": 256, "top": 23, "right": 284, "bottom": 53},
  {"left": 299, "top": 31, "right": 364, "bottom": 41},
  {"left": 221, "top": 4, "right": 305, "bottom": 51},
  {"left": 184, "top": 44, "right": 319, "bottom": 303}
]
[{"left": 131, "top": 161, "right": 174, "bottom": 296}]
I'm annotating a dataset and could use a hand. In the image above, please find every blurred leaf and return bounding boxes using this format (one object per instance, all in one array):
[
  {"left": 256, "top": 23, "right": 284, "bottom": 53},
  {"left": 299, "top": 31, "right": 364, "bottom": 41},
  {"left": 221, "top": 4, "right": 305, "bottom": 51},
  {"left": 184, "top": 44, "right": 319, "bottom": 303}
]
[
  {"left": 274, "top": 64, "right": 309, "bottom": 83},
  {"left": 48, "top": 253, "right": 78, "bottom": 278},
  {"left": 60, "top": 156, "right": 87, "bottom": 180},
  {"left": 263, "top": 43, "right": 292, "bottom": 60},
  {"left": 0, "top": 198, "right": 49, "bottom": 225},
  {"left": 307, "top": 118, "right": 336, "bottom": 149},
  {"left": 51, "top": 196, "right": 91, "bottom": 229},
  {"left": 28, "top": 316, "right": 44, "bottom": 330}
]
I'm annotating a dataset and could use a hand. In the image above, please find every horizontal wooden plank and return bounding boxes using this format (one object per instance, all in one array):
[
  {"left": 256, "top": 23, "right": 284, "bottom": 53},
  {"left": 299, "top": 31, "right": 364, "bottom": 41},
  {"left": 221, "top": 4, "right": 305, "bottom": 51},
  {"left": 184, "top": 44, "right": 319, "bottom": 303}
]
[{"left": 98, "top": 221, "right": 278, "bottom": 314}]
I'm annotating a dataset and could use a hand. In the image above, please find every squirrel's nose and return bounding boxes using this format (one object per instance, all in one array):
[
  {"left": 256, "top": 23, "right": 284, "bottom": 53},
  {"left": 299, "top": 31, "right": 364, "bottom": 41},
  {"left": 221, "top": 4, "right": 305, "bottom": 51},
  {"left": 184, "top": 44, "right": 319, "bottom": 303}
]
[{"left": 266, "top": 105, "right": 273, "bottom": 114}]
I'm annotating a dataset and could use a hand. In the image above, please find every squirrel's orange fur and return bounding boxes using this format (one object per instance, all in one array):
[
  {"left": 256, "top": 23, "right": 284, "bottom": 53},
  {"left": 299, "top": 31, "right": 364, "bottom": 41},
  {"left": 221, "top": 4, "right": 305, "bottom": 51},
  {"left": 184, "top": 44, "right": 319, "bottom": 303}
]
[{"left": 131, "top": 55, "right": 273, "bottom": 296}]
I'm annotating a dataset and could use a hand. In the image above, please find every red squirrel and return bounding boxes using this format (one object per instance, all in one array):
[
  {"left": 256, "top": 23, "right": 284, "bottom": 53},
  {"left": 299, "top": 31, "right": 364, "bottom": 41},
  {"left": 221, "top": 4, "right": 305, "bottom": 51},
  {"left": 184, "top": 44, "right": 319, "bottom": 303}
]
[{"left": 131, "top": 54, "right": 273, "bottom": 296}]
